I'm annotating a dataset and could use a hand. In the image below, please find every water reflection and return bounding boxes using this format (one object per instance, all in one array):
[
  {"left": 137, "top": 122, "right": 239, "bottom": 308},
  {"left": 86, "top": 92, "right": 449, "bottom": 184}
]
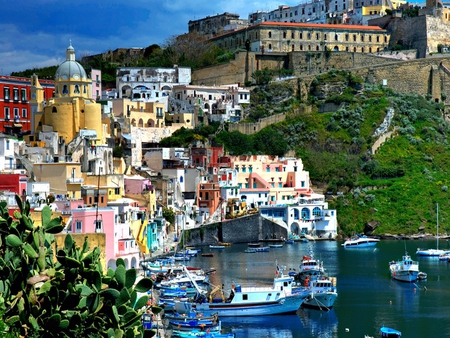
[{"left": 220, "top": 308, "right": 338, "bottom": 338}]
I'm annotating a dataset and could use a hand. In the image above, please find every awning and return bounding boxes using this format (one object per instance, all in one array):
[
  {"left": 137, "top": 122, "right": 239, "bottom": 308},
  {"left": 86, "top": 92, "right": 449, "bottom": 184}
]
[
  {"left": 14, "top": 124, "right": 22, "bottom": 127},
  {"left": 122, "top": 134, "right": 132, "bottom": 140}
]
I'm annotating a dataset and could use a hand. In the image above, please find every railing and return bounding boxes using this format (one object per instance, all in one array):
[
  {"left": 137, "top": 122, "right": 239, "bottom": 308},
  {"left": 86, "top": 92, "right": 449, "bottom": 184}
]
[{"left": 66, "top": 178, "right": 84, "bottom": 184}]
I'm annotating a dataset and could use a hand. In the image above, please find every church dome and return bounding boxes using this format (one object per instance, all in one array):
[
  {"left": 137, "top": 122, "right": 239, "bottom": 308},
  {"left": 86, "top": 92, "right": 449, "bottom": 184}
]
[{"left": 55, "top": 43, "right": 87, "bottom": 80}]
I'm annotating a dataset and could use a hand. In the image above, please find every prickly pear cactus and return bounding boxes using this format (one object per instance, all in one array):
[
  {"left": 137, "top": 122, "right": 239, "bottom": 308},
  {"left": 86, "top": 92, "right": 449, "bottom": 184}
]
[{"left": 0, "top": 195, "right": 161, "bottom": 337}]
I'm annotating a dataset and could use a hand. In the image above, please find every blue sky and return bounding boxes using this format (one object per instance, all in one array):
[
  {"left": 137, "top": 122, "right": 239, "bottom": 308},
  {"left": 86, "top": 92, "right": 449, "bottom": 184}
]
[{"left": 0, "top": 0, "right": 299, "bottom": 75}]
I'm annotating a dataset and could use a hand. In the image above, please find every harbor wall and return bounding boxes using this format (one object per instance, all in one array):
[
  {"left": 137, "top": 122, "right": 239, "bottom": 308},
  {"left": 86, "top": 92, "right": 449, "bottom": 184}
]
[{"left": 183, "top": 213, "right": 288, "bottom": 247}]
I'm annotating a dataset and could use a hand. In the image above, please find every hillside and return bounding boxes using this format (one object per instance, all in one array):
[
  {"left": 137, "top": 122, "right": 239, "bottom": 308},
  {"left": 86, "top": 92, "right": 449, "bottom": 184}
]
[{"left": 197, "top": 70, "right": 450, "bottom": 237}]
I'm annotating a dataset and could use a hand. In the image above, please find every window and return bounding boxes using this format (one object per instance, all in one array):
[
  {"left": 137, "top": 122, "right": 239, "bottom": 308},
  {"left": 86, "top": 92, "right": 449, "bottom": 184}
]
[
  {"left": 278, "top": 183, "right": 282, "bottom": 188},
  {"left": 115, "top": 188, "right": 120, "bottom": 194},
  {"left": 74, "top": 85, "right": 80, "bottom": 94},
  {"left": 266, "top": 166, "right": 270, "bottom": 172},
  {"left": 95, "top": 220, "right": 103, "bottom": 233},
  {"left": 300, "top": 33, "right": 303, "bottom": 39},
  {"left": 75, "top": 221, "right": 82, "bottom": 233},
  {"left": 4, "top": 87, "right": 9, "bottom": 100},
  {"left": 13, "top": 88, "right": 19, "bottom": 100},
  {"left": 6, "top": 140, "right": 10, "bottom": 150},
  {"left": 301, "top": 181, "right": 305, "bottom": 187},
  {"left": 345, "top": 34, "right": 349, "bottom": 41},
  {"left": 283, "top": 32, "right": 287, "bottom": 38},
  {"left": 21, "top": 88, "right": 27, "bottom": 101},
  {"left": 4, "top": 107, "right": 10, "bottom": 120},
  {"left": 268, "top": 32, "right": 272, "bottom": 38},
  {"left": 14, "top": 108, "right": 19, "bottom": 120},
  {"left": 291, "top": 32, "right": 295, "bottom": 39},
  {"left": 62, "top": 85, "right": 68, "bottom": 94}
]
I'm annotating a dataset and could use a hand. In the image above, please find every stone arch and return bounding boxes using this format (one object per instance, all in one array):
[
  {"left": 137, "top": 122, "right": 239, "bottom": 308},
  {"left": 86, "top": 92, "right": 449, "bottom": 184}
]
[
  {"left": 334, "top": 46, "right": 339, "bottom": 51},
  {"left": 138, "top": 118, "right": 144, "bottom": 127},
  {"left": 107, "top": 258, "right": 116, "bottom": 270},
  {"left": 289, "top": 222, "right": 300, "bottom": 234},
  {"left": 131, "top": 118, "right": 136, "bottom": 127},
  {"left": 147, "top": 119, "right": 155, "bottom": 127},
  {"left": 130, "top": 256, "right": 138, "bottom": 269}
]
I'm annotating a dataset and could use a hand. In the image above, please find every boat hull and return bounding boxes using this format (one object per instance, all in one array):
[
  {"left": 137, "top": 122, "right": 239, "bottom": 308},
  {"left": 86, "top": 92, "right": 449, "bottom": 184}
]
[
  {"left": 390, "top": 270, "right": 419, "bottom": 282},
  {"left": 302, "top": 292, "right": 337, "bottom": 310},
  {"left": 416, "top": 249, "right": 449, "bottom": 256},
  {"left": 196, "top": 292, "right": 309, "bottom": 316}
]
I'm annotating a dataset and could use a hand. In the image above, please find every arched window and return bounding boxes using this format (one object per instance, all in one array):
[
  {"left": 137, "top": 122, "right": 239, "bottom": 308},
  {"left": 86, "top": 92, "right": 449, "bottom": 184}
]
[
  {"left": 52, "top": 107, "right": 57, "bottom": 113},
  {"left": 180, "top": 176, "right": 184, "bottom": 183},
  {"left": 62, "top": 85, "right": 68, "bottom": 94},
  {"left": 74, "top": 85, "right": 80, "bottom": 94}
]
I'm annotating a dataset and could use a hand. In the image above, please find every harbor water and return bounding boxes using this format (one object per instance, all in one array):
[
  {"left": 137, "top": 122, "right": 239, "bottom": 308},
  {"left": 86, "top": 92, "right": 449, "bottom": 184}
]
[{"left": 180, "top": 239, "right": 450, "bottom": 337}]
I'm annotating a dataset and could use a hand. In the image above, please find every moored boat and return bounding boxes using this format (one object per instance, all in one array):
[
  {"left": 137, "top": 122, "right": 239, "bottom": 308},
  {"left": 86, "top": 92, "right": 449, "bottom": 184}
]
[
  {"left": 380, "top": 325, "right": 402, "bottom": 337},
  {"left": 244, "top": 248, "right": 256, "bottom": 253},
  {"left": 174, "top": 265, "right": 311, "bottom": 317},
  {"left": 416, "top": 203, "right": 450, "bottom": 256},
  {"left": 248, "top": 242, "right": 261, "bottom": 247},
  {"left": 201, "top": 253, "right": 214, "bottom": 257},
  {"left": 269, "top": 244, "right": 283, "bottom": 248},
  {"left": 300, "top": 276, "right": 338, "bottom": 311},
  {"left": 295, "top": 249, "right": 325, "bottom": 283},
  {"left": 389, "top": 252, "right": 419, "bottom": 282},
  {"left": 341, "top": 234, "right": 380, "bottom": 248},
  {"left": 210, "top": 245, "right": 225, "bottom": 249}
]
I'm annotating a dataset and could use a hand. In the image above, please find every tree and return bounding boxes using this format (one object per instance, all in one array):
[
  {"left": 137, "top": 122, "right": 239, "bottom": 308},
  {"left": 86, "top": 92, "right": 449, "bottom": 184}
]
[{"left": 0, "top": 195, "right": 161, "bottom": 337}]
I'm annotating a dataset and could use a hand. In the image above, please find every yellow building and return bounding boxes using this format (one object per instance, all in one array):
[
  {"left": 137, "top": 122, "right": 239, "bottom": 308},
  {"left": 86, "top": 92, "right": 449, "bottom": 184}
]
[{"left": 35, "top": 43, "right": 105, "bottom": 145}]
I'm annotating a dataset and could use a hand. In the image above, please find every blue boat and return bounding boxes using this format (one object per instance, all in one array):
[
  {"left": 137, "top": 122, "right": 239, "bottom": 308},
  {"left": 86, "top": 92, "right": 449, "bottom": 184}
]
[
  {"left": 253, "top": 246, "right": 269, "bottom": 252},
  {"left": 285, "top": 239, "right": 295, "bottom": 244},
  {"left": 380, "top": 326, "right": 401, "bottom": 337}
]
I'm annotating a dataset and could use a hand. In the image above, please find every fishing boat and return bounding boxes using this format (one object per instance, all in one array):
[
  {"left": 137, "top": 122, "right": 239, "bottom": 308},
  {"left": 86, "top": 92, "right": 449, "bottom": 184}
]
[
  {"left": 253, "top": 246, "right": 269, "bottom": 252},
  {"left": 389, "top": 252, "right": 419, "bottom": 282},
  {"left": 171, "top": 327, "right": 235, "bottom": 338},
  {"left": 295, "top": 249, "right": 325, "bottom": 283},
  {"left": 167, "top": 313, "right": 220, "bottom": 331},
  {"left": 210, "top": 245, "right": 225, "bottom": 249},
  {"left": 341, "top": 234, "right": 380, "bottom": 248},
  {"left": 416, "top": 203, "right": 450, "bottom": 256},
  {"left": 164, "top": 311, "right": 219, "bottom": 322},
  {"left": 380, "top": 325, "right": 402, "bottom": 337},
  {"left": 174, "top": 265, "right": 311, "bottom": 317},
  {"left": 300, "top": 276, "right": 338, "bottom": 311},
  {"left": 269, "top": 244, "right": 283, "bottom": 248},
  {"left": 285, "top": 239, "right": 295, "bottom": 244},
  {"left": 244, "top": 248, "right": 256, "bottom": 253},
  {"left": 201, "top": 253, "right": 214, "bottom": 257}
]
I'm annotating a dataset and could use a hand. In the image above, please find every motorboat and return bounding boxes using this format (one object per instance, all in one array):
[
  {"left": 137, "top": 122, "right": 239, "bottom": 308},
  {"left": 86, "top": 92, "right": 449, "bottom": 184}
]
[
  {"left": 174, "top": 265, "right": 311, "bottom": 317},
  {"left": 295, "top": 249, "right": 325, "bottom": 283},
  {"left": 253, "top": 246, "right": 269, "bottom": 252},
  {"left": 417, "top": 203, "right": 450, "bottom": 256},
  {"left": 341, "top": 234, "right": 380, "bottom": 248},
  {"left": 417, "top": 271, "right": 427, "bottom": 280},
  {"left": 269, "top": 244, "right": 283, "bottom": 248},
  {"left": 389, "top": 252, "right": 419, "bottom": 282},
  {"left": 300, "top": 276, "right": 338, "bottom": 311},
  {"left": 210, "top": 245, "right": 225, "bottom": 249},
  {"left": 380, "top": 325, "right": 402, "bottom": 337}
]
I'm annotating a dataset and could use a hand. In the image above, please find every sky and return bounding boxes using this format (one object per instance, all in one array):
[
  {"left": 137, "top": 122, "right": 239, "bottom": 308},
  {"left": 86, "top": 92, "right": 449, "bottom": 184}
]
[{"left": 0, "top": 0, "right": 300, "bottom": 75}]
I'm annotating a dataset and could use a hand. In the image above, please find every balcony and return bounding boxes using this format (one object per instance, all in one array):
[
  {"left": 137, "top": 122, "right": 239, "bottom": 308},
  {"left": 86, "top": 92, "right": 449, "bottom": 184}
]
[{"left": 66, "top": 177, "right": 84, "bottom": 184}]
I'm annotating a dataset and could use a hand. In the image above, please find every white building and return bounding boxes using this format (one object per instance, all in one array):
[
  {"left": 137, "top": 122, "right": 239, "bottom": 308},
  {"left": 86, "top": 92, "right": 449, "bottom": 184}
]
[
  {"left": 170, "top": 84, "right": 250, "bottom": 124},
  {"left": 0, "top": 135, "right": 20, "bottom": 170}
]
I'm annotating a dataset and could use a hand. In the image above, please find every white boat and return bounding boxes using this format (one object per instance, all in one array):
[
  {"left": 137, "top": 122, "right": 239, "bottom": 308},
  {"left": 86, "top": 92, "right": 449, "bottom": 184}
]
[
  {"left": 300, "top": 276, "right": 338, "bottom": 311},
  {"left": 210, "top": 245, "right": 225, "bottom": 249},
  {"left": 416, "top": 203, "right": 450, "bottom": 256},
  {"left": 389, "top": 252, "right": 419, "bottom": 282},
  {"left": 174, "top": 266, "right": 311, "bottom": 317},
  {"left": 295, "top": 250, "right": 325, "bottom": 283},
  {"left": 341, "top": 234, "right": 380, "bottom": 248}
]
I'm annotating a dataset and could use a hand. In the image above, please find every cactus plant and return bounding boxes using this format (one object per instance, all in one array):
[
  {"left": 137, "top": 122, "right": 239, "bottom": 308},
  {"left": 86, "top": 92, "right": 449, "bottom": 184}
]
[{"left": 0, "top": 194, "right": 162, "bottom": 337}]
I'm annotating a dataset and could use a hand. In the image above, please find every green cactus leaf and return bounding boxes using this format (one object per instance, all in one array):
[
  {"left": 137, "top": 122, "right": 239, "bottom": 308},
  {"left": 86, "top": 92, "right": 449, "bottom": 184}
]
[
  {"left": 91, "top": 270, "right": 102, "bottom": 291},
  {"left": 133, "top": 295, "right": 149, "bottom": 310},
  {"left": 151, "top": 306, "right": 163, "bottom": 315},
  {"left": 65, "top": 256, "right": 82, "bottom": 269},
  {"left": 30, "top": 315, "right": 40, "bottom": 330},
  {"left": 76, "top": 284, "right": 93, "bottom": 297},
  {"left": 59, "top": 319, "right": 70, "bottom": 329},
  {"left": 15, "top": 194, "right": 23, "bottom": 213},
  {"left": 64, "top": 233, "right": 75, "bottom": 251},
  {"left": 118, "top": 288, "right": 131, "bottom": 307},
  {"left": 13, "top": 210, "right": 22, "bottom": 219},
  {"left": 78, "top": 296, "right": 87, "bottom": 308},
  {"left": 111, "top": 305, "right": 120, "bottom": 325},
  {"left": 47, "top": 313, "right": 61, "bottom": 327},
  {"left": 134, "top": 278, "right": 153, "bottom": 293},
  {"left": 44, "top": 217, "right": 64, "bottom": 234},
  {"left": 115, "top": 265, "right": 126, "bottom": 287},
  {"left": 116, "top": 257, "right": 125, "bottom": 267},
  {"left": 6, "top": 234, "right": 23, "bottom": 247},
  {"left": 22, "top": 214, "right": 34, "bottom": 230},
  {"left": 107, "top": 328, "right": 115, "bottom": 337},
  {"left": 121, "top": 309, "right": 141, "bottom": 327},
  {"left": 107, "top": 267, "right": 115, "bottom": 277},
  {"left": 125, "top": 269, "right": 137, "bottom": 289},
  {"left": 5, "top": 315, "right": 20, "bottom": 326},
  {"left": 99, "top": 288, "right": 121, "bottom": 302},
  {"left": 23, "top": 243, "right": 39, "bottom": 258},
  {"left": 36, "top": 280, "right": 52, "bottom": 295},
  {"left": 41, "top": 205, "right": 52, "bottom": 227}
]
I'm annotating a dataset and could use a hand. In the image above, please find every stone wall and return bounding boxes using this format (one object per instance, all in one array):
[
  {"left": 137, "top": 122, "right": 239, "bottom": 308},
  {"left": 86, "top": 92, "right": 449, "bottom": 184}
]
[
  {"left": 183, "top": 213, "right": 289, "bottom": 247},
  {"left": 228, "top": 113, "right": 286, "bottom": 134}
]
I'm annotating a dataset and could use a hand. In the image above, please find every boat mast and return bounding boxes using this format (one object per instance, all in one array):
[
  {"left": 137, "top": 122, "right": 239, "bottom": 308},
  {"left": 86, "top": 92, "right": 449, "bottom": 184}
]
[{"left": 437, "top": 203, "right": 439, "bottom": 250}]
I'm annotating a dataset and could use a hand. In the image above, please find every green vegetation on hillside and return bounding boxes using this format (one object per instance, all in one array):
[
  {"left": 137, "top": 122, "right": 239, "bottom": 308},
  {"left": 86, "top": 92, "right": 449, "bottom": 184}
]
[{"left": 160, "top": 69, "right": 450, "bottom": 237}]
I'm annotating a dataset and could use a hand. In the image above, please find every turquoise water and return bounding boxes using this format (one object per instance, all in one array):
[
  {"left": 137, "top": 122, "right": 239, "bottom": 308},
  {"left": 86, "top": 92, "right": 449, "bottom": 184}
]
[{"left": 186, "top": 240, "right": 450, "bottom": 337}]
